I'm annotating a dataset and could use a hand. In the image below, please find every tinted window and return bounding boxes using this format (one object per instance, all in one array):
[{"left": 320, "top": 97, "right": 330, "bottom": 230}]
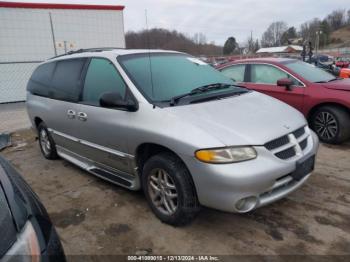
[
  {"left": 250, "top": 64, "right": 301, "bottom": 86},
  {"left": 82, "top": 58, "right": 127, "bottom": 105},
  {"left": 119, "top": 53, "right": 233, "bottom": 102},
  {"left": 27, "top": 62, "right": 56, "bottom": 97},
  {"left": 221, "top": 64, "right": 245, "bottom": 82},
  {"left": 51, "top": 58, "right": 86, "bottom": 102}
]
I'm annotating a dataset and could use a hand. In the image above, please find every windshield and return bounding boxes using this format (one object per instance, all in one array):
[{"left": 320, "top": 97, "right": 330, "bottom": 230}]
[
  {"left": 118, "top": 53, "right": 235, "bottom": 102},
  {"left": 283, "top": 60, "right": 335, "bottom": 83}
]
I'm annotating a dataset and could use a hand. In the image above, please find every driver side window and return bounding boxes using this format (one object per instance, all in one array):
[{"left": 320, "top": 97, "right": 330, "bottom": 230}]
[
  {"left": 82, "top": 58, "right": 127, "bottom": 105},
  {"left": 250, "top": 64, "right": 302, "bottom": 86}
]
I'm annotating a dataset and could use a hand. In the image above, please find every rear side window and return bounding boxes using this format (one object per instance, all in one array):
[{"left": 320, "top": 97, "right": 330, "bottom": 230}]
[
  {"left": 221, "top": 64, "right": 246, "bottom": 82},
  {"left": 82, "top": 58, "right": 127, "bottom": 105},
  {"left": 51, "top": 58, "right": 86, "bottom": 102},
  {"left": 27, "top": 62, "right": 56, "bottom": 97}
]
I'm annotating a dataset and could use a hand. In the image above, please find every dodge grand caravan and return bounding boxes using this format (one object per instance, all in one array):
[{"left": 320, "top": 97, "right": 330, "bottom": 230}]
[{"left": 26, "top": 48, "right": 319, "bottom": 225}]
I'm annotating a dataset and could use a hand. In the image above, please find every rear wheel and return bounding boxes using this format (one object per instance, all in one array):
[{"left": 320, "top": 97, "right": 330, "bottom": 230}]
[
  {"left": 311, "top": 106, "right": 350, "bottom": 144},
  {"left": 142, "top": 152, "right": 200, "bottom": 226},
  {"left": 38, "top": 122, "right": 59, "bottom": 159}
]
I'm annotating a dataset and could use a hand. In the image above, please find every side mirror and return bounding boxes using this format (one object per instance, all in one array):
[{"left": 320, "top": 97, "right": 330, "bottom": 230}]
[
  {"left": 277, "top": 78, "right": 293, "bottom": 91},
  {"left": 99, "top": 92, "right": 138, "bottom": 111}
]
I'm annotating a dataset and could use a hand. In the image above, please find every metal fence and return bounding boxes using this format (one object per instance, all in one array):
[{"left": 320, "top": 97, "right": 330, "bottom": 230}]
[
  {"left": 0, "top": 4, "right": 125, "bottom": 104},
  {"left": 0, "top": 3, "right": 125, "bottom": 133},
  {"left": 319, "top": 47, "right": 350, "bottom": 57},
  {"left": 0, "top": 62, "right": 41, "bottom": 103}
]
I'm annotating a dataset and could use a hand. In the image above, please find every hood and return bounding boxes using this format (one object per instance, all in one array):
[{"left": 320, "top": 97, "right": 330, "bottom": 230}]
[
  {"left": 165, "top": 92, "right": 306, "bottom": 146},
  {"left": 323, "top": 78, "right": 350, "bottom": 91}
]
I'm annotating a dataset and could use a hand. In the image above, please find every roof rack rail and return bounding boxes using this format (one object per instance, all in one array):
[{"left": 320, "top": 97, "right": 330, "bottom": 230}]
[{"left": 49, "top": 47, "right": 125, "bottom": 60}]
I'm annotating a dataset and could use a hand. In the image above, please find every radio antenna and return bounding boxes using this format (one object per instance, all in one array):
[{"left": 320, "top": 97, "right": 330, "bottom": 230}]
[{"left": 145, "top": 9, "right": 155, "bottom": 106}]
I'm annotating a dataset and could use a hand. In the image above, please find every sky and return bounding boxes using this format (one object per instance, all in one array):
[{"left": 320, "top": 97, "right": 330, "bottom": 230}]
[{"left": 3, "top": 0, "right": 349, "bottom": 45}]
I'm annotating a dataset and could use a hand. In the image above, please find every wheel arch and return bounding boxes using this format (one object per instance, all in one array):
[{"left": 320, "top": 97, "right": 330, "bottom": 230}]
[
  {"left": 307, "top": 102, "right": 350, "bottom": 121},
  {"left": 134, "top": 143, "right": 198, "bottom": 192},
  {"left": 34, "top": 117, "right": 43, "bottom": 129},
  {"left": 135, "top": 143, "right": 187, "bottom": 175}
]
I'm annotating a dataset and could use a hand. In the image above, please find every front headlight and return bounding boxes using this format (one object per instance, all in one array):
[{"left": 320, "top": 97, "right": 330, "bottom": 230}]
[
  {"left": 4, "top": 221, "right": 40, "bottom": 262},
  {"left": 195, "top": 146, "right": 257, "bottom": 164}
]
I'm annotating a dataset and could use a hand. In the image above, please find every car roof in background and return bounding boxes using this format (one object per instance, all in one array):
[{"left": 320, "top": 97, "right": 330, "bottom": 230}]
[{"left": 218, "top": 57, "right": 298, "bottom": 69}]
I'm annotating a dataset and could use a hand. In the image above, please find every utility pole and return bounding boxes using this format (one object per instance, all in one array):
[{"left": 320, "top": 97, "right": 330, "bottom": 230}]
[
  {"left": 250, "top": 30, "right": 253, "bottom": 54},
  {"left": 315, "top": 30, "right": 323, "bottom": 57},
  {"left": 49, "top": 12, "right": 57, "bottom": 56}
]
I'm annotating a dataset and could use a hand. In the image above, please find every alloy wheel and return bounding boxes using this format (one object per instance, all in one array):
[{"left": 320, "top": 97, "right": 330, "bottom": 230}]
[
  {"left": 148, "top": 168, "right": 178, "bottom": 216},
  {"left": 39, "top": 129, "right": 51, "bottom": 155},
  {"left": 314, "top": 111, "right": 338, "bottom": 140}
]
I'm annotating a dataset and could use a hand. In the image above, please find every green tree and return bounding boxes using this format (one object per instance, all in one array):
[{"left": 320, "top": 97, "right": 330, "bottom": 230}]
[
  {"left": 281, "top": 27, "right": 297, "bottom": 44},
  {"left": 223, "top": 37, "right": 238, "bottom": 55},
  {"left": 320, "top": 20, "right": 331, "bottom": 47}
]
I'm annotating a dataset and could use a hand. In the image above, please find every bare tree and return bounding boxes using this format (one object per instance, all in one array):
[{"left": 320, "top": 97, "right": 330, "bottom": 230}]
[
  {"left": 298, "top": 18, "right": 321, "bottom": 47},
  {"left": 125, "top": 28, "right": 222, "bottom": 56},
  {"left": 245, "top": 35, "right": 260, "bottom": 54},
  {"left": 327, "top": 9, "right": 346, "bottom": 30},
  {"left": 261, "top": 21, "right": 288, "bottom": 47}
]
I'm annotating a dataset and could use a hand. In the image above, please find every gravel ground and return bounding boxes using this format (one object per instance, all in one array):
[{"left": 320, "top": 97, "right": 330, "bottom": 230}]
[{"left": 1, "top": 129, "right": 350, "bottom": 257}]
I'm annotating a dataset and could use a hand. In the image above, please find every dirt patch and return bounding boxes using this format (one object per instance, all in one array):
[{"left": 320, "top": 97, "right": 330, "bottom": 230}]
[
  {"left": 104, "top": 223, "right": 131, "bottom": 236},
  {"left": 50, "top": 209, "right": 86, "bottom": 228}
]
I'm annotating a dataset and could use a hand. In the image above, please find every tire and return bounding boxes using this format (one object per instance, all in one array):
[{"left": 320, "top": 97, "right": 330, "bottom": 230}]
[
  {"left": 310, "top": 106, "right": 350, "bottom": 144},
  {"left": 37, "top": 122, "right": 59, "bottom": 160},
  {"left": 142, "top": 152, "right": 200, "bottom": 226}
]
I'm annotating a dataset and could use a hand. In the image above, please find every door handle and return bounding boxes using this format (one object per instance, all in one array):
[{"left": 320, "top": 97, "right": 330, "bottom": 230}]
[
  {"left": 77, "top": 112, "right": 88, "bottom": 121},
  {"left": 67, "top": 109, "right": 76, "bottom": 119}
]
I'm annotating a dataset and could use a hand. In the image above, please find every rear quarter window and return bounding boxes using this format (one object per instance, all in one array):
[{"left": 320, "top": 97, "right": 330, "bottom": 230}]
[
  {"left": 50, "top": 58, "right": 87, "bottom": 102},
  {"left": 27, "top": 62, "right": 56, "bottom": 97}
]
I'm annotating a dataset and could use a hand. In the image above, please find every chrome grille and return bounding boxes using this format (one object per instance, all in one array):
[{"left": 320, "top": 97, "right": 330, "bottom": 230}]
[{"left": 264, "top": 126, "right": 310, "bottom": 160}]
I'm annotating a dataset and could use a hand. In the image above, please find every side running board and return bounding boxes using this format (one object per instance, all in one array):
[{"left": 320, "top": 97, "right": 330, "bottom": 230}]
[{"left": 88, "top": 167, "right": 133, "bottom": 188}]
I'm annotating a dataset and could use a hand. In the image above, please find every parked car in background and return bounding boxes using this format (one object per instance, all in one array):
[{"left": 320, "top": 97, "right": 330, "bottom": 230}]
[
  {"left": 306, "top": 54, "right": 333, "bottom": 65},
  {"left": 218, "top": 58, "right": 350, "bottom": 144},
  {"left": 26, "top": 48, "right": 318, "bottom": 226},
  {"left": 339, "top": 67, "right": 350, "bottom": 78},
  {"left": 0, "top": 156, "right": 66, "bottom": 261},
  {"left": 335, "top": 57, "right": 350, "bottom": 68}
]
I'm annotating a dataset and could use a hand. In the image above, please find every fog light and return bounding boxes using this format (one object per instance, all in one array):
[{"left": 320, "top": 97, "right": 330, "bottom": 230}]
[{"left": 235, "top": 196, "right": 258, "bottom": 212}]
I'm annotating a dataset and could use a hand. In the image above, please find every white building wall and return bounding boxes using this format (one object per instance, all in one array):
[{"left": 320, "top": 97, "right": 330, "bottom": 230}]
[{"left": 0, "top": 7, "right": 125, "bottom": 103}]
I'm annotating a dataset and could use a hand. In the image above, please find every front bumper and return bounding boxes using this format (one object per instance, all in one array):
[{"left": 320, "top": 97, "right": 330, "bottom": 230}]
[{"left": 182, "top": 130, "right": 319, "bottom": 213}]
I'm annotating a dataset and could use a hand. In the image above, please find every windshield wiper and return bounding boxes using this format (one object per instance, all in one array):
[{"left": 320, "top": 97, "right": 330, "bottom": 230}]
[
  {"left": 328, "top": 77, "right": 342, "bottom": 82},
  {"left": 169, "top": 83, "right": 236, "bottom": 106},
  {"left": 315, "top": 77, "right": 342, "bottom": 83}
]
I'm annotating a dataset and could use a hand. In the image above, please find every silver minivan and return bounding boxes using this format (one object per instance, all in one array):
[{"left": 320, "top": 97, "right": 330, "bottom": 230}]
[{"left": 27, "top": 48, "right": 319, "bottom": 225}]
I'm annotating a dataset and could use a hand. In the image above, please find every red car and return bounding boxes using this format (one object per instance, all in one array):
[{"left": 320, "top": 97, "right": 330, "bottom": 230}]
[
  {"left": 335, "top": 57, "right": 350, "bottom": 68},
  {"left": 218, "top": 58, "right": 350, "bottom": 144}
]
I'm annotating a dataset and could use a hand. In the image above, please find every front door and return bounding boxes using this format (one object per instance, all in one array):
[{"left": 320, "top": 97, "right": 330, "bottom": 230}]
[
  {"left": 74, "top": 58, "right": 134, "bottom": 175},
  {"left": 244, "top": 63, "right": 305, "bottom": 111}
]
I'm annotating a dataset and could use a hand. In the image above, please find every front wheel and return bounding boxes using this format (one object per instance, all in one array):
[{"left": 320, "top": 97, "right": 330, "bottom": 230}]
[
  {"left": 311, "top": 106, "right": 350, "bottom": 144},
  {"left": 142, "top": 152, "right": 200, "bottom": 226}
]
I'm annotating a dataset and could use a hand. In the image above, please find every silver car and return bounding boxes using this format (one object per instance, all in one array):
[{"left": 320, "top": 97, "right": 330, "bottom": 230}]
[{"left": 26, "top": 48, "right": 319, "bottom": 225}]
